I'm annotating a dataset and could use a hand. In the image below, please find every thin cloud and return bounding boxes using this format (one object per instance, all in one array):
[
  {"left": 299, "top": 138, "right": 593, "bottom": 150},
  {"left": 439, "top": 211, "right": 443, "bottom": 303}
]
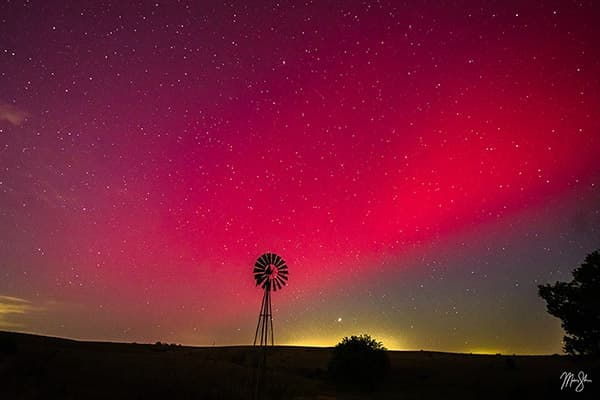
[
  {"left": 0, "top": 101, "right": 28, "bottom": 125},
  {"left": 0, "top": 295, "right": 31, "bottom": 304},
  {"left": 0, "top": 295, "right": 39, "bottom": 329}
]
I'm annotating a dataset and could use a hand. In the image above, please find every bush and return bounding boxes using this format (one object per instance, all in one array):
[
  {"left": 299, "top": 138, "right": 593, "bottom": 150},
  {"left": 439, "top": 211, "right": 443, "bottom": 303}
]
[{"left": 327, "top": 334, "right": 390, "bottom": 390}]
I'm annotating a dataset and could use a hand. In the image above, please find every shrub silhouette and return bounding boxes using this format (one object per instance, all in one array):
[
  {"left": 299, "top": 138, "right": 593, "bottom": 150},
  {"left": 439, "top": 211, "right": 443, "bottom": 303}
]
[
  {"left": 538, "top": 249, "right": 600, "bottom": 355},
  {"left": 328, "top": 334, "right": 390, "bottom": 390}
]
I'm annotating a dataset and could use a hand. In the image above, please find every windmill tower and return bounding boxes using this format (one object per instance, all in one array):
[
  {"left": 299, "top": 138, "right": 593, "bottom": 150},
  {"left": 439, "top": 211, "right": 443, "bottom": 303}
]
[
  {"left": 251, "top": 253, "right": 288, "bottom": 399},
  {"left": 253, "top": 252, "right": 288, "bottom": 346}
]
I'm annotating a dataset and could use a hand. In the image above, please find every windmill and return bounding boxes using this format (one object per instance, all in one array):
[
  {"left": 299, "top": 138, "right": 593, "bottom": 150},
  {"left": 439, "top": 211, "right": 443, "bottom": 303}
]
[{"left": 253, "top": 252, "right": 288, "bottom": 346}]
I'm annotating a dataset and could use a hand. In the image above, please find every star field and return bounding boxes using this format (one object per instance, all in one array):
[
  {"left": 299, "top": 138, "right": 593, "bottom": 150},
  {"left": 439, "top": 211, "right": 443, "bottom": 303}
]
[{"left": 1, "top": 1, "right": 599, "bottom": 354}]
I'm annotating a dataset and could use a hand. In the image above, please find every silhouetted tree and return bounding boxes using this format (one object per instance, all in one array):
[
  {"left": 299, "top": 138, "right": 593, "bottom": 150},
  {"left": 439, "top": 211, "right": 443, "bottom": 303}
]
[
  {"left": 538, "top": 249, "right": 600, "bottom": 356},
  {"left": 328, "top": 334, "right": 390, "bottom": 390}
]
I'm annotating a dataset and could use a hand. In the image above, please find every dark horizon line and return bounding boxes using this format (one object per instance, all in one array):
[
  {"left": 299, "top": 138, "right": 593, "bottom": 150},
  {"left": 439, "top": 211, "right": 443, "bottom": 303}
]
[{"left": 0, "top": 329, "right": 566, "bottom": 357}]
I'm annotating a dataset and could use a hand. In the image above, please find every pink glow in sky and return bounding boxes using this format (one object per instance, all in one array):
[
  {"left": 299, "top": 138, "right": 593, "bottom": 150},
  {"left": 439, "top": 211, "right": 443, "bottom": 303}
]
[{"left": 1, "top": 1, "right": 599, "bottom": 353}]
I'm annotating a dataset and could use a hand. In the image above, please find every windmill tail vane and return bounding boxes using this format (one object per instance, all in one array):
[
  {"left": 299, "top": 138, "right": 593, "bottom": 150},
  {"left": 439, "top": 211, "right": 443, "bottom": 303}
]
[{"left": 253, "top": 252, "right": 288, "bottom": 346}]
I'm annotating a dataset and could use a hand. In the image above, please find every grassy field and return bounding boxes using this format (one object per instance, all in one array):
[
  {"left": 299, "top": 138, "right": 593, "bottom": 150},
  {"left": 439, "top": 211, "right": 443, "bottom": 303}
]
[{"left": 1, "top": 331, "right": 598, "bottom": 399}]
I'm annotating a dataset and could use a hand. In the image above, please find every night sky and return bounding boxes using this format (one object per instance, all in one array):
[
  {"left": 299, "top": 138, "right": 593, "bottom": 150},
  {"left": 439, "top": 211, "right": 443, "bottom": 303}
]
[{"left": 1, "top": 1, "right": 599, "bottom": 355}]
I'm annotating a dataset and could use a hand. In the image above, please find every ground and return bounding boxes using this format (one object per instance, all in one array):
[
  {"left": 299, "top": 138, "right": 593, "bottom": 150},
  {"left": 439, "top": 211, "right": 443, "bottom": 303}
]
[{"left": 1, "top": 331, "right": 598, "bottom": 399}]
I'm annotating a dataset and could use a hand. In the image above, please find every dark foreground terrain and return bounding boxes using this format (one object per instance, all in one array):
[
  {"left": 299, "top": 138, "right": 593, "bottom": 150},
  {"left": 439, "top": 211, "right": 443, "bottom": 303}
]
[{"left": 1, "top": 331, "right": 598, "bottom": 399}]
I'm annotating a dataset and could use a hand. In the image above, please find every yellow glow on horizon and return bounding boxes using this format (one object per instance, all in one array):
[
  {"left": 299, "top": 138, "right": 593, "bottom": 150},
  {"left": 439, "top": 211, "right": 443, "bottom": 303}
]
[
  {"left": 467, "top": 348, "right": 505, "bottom": 355},
  {"left": 283, "top": 337, "right": 335, "bottom": 348},
  {"left": 283, "top": 332, "right": 405, "bottom": 350}
]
